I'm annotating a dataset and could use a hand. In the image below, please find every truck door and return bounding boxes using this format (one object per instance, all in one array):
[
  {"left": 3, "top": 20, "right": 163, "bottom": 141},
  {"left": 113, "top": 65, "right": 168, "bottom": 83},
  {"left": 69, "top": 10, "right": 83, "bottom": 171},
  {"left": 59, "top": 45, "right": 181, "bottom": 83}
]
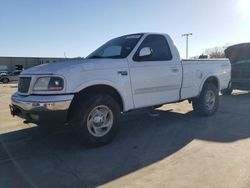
[{"left": 128, "top": 34, "right": 182, "bottom": 108}]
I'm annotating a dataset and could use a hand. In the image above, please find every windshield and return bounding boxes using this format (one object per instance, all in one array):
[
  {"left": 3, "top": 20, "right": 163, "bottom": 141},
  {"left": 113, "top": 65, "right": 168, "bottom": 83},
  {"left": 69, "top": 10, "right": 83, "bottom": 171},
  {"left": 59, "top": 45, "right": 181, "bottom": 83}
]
[{"left": 87, "top": 34, "right": 142, "bottom": 59}]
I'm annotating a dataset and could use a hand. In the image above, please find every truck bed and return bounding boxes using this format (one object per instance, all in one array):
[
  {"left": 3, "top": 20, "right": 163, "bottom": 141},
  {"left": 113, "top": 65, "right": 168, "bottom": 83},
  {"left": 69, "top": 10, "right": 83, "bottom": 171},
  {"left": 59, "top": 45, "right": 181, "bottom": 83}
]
[{"left": 180, "top": 58, "right": 231, "bottom": 100}]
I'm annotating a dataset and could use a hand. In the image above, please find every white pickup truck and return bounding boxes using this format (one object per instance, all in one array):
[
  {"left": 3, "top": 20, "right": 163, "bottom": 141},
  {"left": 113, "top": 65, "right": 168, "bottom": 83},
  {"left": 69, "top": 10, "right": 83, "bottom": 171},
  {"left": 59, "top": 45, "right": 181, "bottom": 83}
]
[{"left": 10, "top": 33, "right": 231, "bottom": 146}]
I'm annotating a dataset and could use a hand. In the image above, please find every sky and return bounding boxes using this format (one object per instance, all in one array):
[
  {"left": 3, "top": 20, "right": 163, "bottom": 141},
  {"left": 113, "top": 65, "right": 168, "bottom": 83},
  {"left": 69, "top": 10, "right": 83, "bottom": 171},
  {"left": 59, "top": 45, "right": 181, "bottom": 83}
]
[{"left": 0, "top": 0, "right": 250, "bottom": 58}]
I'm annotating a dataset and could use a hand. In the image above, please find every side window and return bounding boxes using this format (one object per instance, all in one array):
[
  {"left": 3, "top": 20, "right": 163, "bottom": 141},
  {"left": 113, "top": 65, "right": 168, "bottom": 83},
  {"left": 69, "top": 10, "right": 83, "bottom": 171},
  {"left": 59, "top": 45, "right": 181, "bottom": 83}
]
[{"left": 133, "top": 35, "right": 172, "bottom": 61}]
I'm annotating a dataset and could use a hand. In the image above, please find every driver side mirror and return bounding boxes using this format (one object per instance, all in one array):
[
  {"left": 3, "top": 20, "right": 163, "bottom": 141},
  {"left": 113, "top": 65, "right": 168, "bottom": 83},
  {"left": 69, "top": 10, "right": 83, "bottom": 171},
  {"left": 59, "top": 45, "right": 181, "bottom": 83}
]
[{"left": 139, "top": 47, "right": 152, "bottom": 58}]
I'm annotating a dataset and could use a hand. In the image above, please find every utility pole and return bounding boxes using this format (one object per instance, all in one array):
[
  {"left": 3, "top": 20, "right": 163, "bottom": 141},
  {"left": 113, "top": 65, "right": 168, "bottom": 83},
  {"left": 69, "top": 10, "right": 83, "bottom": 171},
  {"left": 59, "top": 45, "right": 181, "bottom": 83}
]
[
  {"left": 182, "top": 33, "right": 193, "bottom": 59},
  {"left": 64, "top": 52, "right": 67, "bottom": 59}
]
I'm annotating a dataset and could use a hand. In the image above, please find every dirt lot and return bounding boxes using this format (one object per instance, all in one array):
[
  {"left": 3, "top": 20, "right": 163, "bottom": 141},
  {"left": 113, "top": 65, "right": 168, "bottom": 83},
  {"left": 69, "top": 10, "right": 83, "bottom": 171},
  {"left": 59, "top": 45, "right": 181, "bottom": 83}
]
[{"left": 0, "top": 83, "right": 250, "bottom": 188}]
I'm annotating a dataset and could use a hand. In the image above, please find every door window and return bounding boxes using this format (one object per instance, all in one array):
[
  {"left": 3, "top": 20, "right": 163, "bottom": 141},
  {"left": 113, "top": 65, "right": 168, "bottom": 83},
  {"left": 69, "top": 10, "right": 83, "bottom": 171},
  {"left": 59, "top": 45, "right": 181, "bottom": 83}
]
[{"left": 133, "top": 35, "right": 172, "bottom": 61}]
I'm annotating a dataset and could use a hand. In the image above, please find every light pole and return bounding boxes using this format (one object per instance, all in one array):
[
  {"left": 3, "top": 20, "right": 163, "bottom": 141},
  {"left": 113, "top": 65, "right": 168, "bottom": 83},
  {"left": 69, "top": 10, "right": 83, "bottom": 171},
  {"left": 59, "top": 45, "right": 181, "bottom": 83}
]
[{"left": 182, "top": 33, "right": 193, "bottom": 59}]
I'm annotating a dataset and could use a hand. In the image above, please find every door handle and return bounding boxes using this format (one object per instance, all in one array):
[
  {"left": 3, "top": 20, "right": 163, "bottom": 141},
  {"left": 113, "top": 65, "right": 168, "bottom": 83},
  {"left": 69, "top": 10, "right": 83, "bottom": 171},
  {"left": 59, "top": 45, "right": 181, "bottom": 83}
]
[{"left": 117, "top": 71, "right": 128, "bottom": 76}]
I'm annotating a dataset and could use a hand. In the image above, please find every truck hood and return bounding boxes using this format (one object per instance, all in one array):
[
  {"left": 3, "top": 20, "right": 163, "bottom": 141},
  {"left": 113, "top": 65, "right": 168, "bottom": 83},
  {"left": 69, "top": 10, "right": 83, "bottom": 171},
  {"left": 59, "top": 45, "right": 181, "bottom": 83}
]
[
  {"left": 21, "top": 58, "right": 128, "bottom": 76},
  {"left": 21, "top": 60, "right": 84, "bottom": 75}
]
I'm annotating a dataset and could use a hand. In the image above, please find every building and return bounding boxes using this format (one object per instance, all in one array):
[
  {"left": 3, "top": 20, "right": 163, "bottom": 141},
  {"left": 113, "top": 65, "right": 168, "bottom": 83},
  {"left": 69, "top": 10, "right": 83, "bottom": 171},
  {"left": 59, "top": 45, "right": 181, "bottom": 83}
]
[{"left": 0, "top": 56, "right": 69, "bottom": 72}]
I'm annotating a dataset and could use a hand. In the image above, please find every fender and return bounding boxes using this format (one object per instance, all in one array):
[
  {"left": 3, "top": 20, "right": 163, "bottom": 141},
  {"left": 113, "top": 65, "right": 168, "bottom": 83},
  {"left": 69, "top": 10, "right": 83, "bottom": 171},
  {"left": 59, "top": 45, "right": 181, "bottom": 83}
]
[
  {"left": 73, "top": 79, "right": 133, "bottom": 111},
  {"left": 198, "top": 73, "right": 220, "bottom": 93},
  {"left": 74, "top": 79, "right": 121, "bottom": 93}
]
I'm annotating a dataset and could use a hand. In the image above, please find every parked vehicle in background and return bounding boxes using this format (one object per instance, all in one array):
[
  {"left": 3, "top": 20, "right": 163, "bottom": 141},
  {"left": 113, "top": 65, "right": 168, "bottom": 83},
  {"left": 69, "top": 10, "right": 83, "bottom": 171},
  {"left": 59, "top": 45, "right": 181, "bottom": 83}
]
[
  {"left": 222, "top": 43, "right": 250, "bottom": 95},
  {"left": 0, "top": 65, "right": 8, "bottom": 79},
  {"left": 10, "top": 33, "right": 231, "bottom": 147},
  {"left": 0, "top": 70, "right": 22, "bottom": 83}
]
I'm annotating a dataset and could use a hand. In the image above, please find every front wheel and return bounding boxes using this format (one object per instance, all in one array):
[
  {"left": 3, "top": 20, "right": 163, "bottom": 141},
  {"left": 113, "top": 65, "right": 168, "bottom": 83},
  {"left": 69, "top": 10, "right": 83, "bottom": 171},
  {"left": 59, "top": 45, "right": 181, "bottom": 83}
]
[
  {"left": 192, "top": 83, "right": 219, "bottom": 116},
  {"left": 70, "top": 94, "right": 120, "bottom": 147}
]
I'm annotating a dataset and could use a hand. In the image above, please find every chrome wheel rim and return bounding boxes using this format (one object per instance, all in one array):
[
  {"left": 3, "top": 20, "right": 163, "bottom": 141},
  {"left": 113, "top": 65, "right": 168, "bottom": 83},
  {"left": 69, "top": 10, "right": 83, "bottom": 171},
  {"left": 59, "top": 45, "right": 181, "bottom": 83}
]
[
  {"left": 205, "top": 90, "right": 216, "bottom": 110},
  {"left": 87, "top": 105, "right": 113, "bottom": 137}
]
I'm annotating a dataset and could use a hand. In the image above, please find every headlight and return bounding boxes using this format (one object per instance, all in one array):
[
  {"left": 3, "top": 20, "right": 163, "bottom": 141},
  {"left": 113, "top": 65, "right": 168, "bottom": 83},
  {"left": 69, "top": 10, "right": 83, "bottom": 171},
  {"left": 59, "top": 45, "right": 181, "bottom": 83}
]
[{"left": 33, "top": 77, "right": 64, "bottom": 91}]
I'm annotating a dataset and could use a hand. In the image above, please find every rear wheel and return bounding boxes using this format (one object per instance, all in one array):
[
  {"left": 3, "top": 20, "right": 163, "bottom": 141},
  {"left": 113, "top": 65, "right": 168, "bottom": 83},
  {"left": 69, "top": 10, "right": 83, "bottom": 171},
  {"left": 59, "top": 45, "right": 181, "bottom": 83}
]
[
  {"left": 192, "top": 83, "right": 219, "bottom": 116},
  {"left": 70, "top": 94, "right": 120, "bottom": 147},
  {"left": 1, "top": 78, "right": 9, "bottom": 83}
]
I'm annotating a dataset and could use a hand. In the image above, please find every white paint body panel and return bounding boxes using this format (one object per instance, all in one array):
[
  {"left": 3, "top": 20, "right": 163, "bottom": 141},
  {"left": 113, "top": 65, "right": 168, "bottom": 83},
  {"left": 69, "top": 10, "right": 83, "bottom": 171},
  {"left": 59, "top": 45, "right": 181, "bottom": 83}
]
[
  {"left": 181, "top": 59, "right": 231, "bottom": 99},
  {"left": 20, "top": 33, "right": 231, "bottom": 112},
  {"left": 127, "top": 34, "right": 183, "bottom": 108}
]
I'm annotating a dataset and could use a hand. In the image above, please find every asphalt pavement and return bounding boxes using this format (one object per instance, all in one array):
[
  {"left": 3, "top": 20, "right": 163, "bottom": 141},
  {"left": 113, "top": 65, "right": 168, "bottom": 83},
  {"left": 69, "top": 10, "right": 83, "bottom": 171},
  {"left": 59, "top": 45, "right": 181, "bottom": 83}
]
[{"left": 0, "top": 83, "right": 250, "bottom": 188}]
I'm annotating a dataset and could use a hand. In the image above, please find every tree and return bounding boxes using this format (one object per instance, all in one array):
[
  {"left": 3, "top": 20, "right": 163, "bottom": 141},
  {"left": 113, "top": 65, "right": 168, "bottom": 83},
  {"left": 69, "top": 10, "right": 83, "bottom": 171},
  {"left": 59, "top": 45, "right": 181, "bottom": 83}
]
[{"left": 205, "top": 46, "right": 226, "bottom": 58}]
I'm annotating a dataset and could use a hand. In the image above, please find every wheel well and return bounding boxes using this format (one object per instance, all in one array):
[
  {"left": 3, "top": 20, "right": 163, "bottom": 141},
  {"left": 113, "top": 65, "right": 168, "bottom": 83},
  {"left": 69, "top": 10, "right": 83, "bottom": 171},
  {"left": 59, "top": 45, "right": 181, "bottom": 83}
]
[
  {"left": 203, "top": 76, "right": 219, "bottom": 90},
  {"left": 67, "top": 85, "right": 124, "bottom": 121}
]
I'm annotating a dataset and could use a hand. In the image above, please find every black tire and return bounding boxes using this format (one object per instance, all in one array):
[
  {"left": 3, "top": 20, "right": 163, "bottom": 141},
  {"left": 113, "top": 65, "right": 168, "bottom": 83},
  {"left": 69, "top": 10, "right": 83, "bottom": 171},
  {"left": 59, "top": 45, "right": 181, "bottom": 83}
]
[
  {"left": 221, "top": 88, "right": 233, "bottom": 96},
  {"left": 192, "top": 83, "right": 219, "bottom": 116},
  {"left": 1, "top": 78, "right": 9, "bottom": 83},
  {"left": 70, "top": 94, "right": 120, "bottom": 147}
]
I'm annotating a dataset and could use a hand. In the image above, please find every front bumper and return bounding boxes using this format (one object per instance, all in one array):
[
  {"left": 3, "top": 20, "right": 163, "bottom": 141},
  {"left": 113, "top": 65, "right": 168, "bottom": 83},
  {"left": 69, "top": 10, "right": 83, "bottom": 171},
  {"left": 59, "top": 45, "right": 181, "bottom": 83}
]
[{"left": 10, "top": 92, "right": 74, "bottom": 125}]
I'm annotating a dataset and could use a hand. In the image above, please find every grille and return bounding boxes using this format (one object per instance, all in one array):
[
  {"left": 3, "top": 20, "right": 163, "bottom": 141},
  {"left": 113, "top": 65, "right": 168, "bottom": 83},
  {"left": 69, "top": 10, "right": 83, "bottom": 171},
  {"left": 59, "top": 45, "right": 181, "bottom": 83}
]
[{"left": 18, "top": 77, "right": 31, "bottom": 93}]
